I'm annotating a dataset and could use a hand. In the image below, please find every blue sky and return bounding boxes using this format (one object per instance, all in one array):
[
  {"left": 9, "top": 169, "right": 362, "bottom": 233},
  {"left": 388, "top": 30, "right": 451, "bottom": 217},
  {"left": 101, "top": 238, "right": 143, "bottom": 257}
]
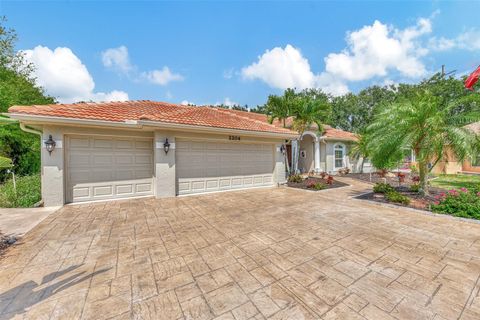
[{"left": 2, "top": 1, "right": 480, "bottom": 107}]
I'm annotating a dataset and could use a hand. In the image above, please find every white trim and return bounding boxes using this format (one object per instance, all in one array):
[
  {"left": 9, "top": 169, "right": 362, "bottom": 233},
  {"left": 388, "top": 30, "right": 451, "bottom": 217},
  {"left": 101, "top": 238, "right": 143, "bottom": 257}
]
[
  {"left": 65, "top": 195, "right": 154, "bottom": 206},
  {"left": 333, "top": 143, "right": 346, "bottom": 171},
  {"left": 177, "top": 184, "right": 275, "bottom": 197},
  {"left": 301, "top": 131, "right": 318, "bottom": 141}
]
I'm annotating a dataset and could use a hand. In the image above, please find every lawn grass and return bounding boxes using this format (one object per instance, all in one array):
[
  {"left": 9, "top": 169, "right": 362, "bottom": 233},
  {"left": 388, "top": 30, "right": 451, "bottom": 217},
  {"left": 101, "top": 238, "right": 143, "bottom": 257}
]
[{"left": 431, "top": 174, "right": 480, "bottom": 191}]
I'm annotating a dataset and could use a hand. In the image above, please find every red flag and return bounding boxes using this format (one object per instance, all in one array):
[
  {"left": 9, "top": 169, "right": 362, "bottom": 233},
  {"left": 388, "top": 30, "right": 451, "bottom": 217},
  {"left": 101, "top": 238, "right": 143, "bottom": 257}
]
[{"left": 465, "top": 65, "right": 480, "bottom": 90}]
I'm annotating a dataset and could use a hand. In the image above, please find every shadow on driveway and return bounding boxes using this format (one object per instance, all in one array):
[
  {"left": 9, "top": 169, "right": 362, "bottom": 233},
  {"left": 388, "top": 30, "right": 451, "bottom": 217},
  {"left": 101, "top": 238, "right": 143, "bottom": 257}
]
[{"left": 0, "top": 264, "right": 110, "bottom": 319}]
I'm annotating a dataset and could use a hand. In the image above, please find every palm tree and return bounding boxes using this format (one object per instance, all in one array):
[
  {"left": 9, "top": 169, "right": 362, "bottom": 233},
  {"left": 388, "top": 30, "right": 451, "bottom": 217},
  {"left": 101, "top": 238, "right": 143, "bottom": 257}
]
[
  {"left": 366, "top": 89, "right": 480, "bottom": 195},
  {"left": 291, "top": 95, "right": 331, "bottom": 172},
  {"left": 266, "top": 88, "right": 296, "bottom": 127},
  {"left": 350, "top": 133, "right": 370, "bottom": 173}
]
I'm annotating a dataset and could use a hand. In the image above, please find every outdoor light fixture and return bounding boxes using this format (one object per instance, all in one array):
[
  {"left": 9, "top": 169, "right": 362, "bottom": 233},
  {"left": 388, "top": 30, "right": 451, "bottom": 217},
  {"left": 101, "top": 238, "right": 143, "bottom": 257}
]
[
  {"left": 280, "top": 144, "right": 286, "bottom": 155},
  {"left": 163, "top": 138, "right": 170, "bottom": 154},
  {"left": 44, "top": 135, "right": 56, "bottom": 155}
]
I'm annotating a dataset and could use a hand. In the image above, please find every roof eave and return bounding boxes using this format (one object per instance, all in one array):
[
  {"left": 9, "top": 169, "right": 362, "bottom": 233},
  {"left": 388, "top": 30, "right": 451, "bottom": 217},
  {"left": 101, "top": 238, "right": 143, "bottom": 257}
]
[{"left": 6, "top": 113, "right": 298, "bottom": 139}]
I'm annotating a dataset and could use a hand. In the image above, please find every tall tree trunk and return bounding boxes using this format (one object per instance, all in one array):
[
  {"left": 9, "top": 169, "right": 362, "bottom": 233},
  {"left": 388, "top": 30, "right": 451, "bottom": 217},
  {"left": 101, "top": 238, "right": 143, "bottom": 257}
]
[{"left": 418, "top": 160, "right": 429, "bottom": 195}]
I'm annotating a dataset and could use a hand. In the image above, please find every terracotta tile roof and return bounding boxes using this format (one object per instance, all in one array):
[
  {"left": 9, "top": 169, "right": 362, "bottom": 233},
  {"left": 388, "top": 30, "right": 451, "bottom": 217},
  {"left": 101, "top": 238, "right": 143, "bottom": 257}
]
[
  {"left": 8, "top": 100, "right": 295, "bottom": 135},
  {"left": 219, "top": 111, "right": 357, "bottom": 141}
]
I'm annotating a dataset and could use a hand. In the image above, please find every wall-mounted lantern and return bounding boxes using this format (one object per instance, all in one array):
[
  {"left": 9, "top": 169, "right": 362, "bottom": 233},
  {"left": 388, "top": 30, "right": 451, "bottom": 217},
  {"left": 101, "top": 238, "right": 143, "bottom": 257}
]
[
  {"left": 44, "top": 135, "right": 56, "bottom": 155},
  {"left": 163, "top": 138, "right": 171, "bottom": 154},
  {"left": 279, "top": 144, "right": 286, "bottom": 155}
]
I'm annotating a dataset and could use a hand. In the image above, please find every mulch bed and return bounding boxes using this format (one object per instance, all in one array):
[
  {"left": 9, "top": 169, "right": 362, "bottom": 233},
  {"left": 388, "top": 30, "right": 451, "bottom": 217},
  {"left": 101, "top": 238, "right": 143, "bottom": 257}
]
[
  {"left": 356, "top": 186, "right": 445, "bottom": 211},
  {"left": 349, "top": 172, "right": 423, "bottom": 186},
  {"left": 287, "top": 176, "right": 349, "bottom": 191}
]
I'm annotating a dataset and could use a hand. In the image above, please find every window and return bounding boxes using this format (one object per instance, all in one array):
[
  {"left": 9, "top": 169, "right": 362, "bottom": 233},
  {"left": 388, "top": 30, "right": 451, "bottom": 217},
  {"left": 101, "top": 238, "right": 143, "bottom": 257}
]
[
  {"left": 334, "top": 144, "right": 345, "bottom": 169},
  {"left": 473, "top": 154, "right": 480, "bottom": 167}
]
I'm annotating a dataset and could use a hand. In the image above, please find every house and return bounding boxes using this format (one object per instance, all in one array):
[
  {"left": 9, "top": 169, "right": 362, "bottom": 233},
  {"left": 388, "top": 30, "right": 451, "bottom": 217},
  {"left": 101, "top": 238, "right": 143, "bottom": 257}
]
[
  {"left": 7, "top": 100, "right": 359, "bottom": 206},
  {"left": 432, "top": 122, "right": 480, "bottom": 175}
]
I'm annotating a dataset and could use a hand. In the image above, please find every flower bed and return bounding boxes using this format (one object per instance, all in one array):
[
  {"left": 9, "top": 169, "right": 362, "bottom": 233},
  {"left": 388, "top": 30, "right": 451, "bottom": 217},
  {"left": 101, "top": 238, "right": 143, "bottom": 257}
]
[
  {"left": 287, "top": 175, "right": 348, "bottom": 191},
  {"left": 357, "top": 182, "right": 480, "bottom": 220}
]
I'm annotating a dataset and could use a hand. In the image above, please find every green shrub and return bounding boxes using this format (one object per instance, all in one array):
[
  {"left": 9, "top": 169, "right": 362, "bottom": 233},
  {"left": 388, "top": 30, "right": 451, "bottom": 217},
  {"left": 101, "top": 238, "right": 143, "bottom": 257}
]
[
  {"left": 431, "top": 188, "right": 480, "bottom": 219},
  {"left": 410, "top": 184, "right": 420, "bottom": 193},
  {"left": 288, "top": 174, "right": 303, "bottom": 183},
  {"left": 373, "top": 182, "right": 394, "bottom": 194},
  {"left": 306, "top": 180, "right": 326, "bottom": 190},
  {"left": 385, "top": 191, "right": 410, "bottom": 205},
  {"left": 0, "top": 174, "right": 41, "bottom": 208}
]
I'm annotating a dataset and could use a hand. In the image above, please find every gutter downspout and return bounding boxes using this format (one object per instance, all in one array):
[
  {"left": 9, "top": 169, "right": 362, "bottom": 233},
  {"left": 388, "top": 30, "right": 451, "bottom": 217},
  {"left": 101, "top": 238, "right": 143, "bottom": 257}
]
[{"left": 20, "top": 123, "right": 42, "bottom": 136}]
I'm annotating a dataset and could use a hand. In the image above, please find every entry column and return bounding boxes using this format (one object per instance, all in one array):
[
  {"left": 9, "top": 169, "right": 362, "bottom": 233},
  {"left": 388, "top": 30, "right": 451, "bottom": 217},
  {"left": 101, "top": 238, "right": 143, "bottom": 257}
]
[{"left": 314, "top": 139, "right": 321, "bottom": 173}]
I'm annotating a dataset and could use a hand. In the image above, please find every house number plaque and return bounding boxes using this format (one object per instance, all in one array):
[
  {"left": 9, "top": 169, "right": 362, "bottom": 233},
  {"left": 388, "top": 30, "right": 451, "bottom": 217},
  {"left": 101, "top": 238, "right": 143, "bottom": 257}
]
[{"left": 229, "top": 135, "right": 241, "bottom": 141}]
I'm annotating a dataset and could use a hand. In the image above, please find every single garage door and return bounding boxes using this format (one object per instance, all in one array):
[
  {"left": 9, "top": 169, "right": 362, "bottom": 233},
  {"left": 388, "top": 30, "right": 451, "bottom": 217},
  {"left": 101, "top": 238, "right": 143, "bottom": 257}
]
[
  {"left": 176, "top": 139, "right": 274, "bottom": 195},
  {"left": 66, "top": 135, "right": 154, "bottom": 203}
]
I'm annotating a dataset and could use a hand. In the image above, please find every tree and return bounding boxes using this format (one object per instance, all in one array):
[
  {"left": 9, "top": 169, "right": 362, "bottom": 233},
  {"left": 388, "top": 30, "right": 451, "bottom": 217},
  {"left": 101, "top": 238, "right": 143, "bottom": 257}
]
[
  {"left": 330, "top": 86, "right": 395, "bottom": 133},
  {"left": 366, "top": 74, "right": 480, "bottom": 194},
  {"left": 265, "top": 88, "right": 297, "bottom": 127},
  {"left": 0, "top": 17, "right": 55, "bottom": 181},
  {"left": 349, "top": 134, "right": 370, "bottom": 173}
]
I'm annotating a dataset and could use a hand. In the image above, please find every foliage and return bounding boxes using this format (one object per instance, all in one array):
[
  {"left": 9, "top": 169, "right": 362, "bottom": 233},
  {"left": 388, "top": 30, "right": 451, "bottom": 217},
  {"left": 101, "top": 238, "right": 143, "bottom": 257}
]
[
  {"left": 373, "top": 182, "right": 394, "bottom": 194},
  {"left": 349, "top": 134, "right": 370, "bottom": 173},
  {"left": 0, "top": 18, "right": 55, "bottom": 182},
  {"left": 326, "top": 175, "right": 334, "bottom": 185},
  {"left": 365, "top": 73, "right": 480, "bottom": 194},
  {"left": 385, "top": 190, "right": 411, "bottom": 205},
  {"left": 287, "top": 174, "right": 303, "bottom": 183},
  {"left": 0, "top": 174, "right": 41, "bottom": 208},
  {"left": 330, "top": 86, "right": 396, "bottom": 133},
  {"left": 431, "top": 174, "right": 480, "bottom": 191},
  {"left": 431, "top": 188, "right": 480, "bottom": 219},
  {"left": 0, "top": 155, "right": 12, "bottom": 169},
  {"left": 306, "top": 180, "right": 326, "bottom": 190},
  {"left": 410, "top": 184, "right": 420, "bottom": 193}
]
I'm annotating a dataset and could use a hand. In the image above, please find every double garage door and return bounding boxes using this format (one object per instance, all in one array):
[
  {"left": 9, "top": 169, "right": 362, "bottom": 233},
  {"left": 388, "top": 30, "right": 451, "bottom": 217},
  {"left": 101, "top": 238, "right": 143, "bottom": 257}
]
[
  {"left": 66, "top": 135, "right": 275, "bottom": 203},
  {"left": 176, "top": 140, "right": 275, "bottom": 195}
]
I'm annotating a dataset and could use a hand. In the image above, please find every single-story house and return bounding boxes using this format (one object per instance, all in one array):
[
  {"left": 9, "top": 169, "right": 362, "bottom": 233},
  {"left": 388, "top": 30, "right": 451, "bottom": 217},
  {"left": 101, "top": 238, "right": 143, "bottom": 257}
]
[
  {"left": 429, "top": 122, "right": 480, "bottom": 175},
  {"left": 7, "top": 100, "right": 360, "bottom": 206}
]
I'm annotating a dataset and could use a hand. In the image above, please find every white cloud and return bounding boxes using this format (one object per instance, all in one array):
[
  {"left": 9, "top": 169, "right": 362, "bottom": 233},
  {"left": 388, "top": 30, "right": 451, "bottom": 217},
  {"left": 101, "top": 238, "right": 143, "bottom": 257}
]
[
  {"left": 457, "top": 30, "right": 480, "bottom": 50},
  {"left": 180, "top": 100, "right": 195, "bottom": 106},
  {"left": 23, "top": 46, "right": 128, "bottom": 103},
  {"left": 215, "top": 97, "right": 238, "bottom": 107},
  {"left": 325, "top": 18, "right": 431, "bottom": 81},
  {"left": 101, "top": 45, "right": 133, "bottom": 74},
  {"left": 241, "top": 45, "right": 315, "bottom": 90},
  {"left": 428, "top": 36, "right": 456, "bottom": 51},
  {"left": 241, "top": 44, "right": 347, "bottom": 96},
  {"left": 102, "top": 45, "right": 184, "bottom": 86},
  {"left": 142, "top": 67, "right": 184, "bottom": 86},
  {"left": 240, "top": 17, "right": 435, "bottom": 96},
  {"left": 223, "top": 68, "right": 234, "bottom": 79}
]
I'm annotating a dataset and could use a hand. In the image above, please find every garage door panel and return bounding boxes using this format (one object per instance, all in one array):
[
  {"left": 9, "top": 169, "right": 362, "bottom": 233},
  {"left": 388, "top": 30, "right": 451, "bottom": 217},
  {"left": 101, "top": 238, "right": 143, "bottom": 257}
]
[
  {"left": 176, "top": 140, "right": 274, "bottom": 195},
  {"left": 66, "top": 135, "right": 153, "bottom": 203}
]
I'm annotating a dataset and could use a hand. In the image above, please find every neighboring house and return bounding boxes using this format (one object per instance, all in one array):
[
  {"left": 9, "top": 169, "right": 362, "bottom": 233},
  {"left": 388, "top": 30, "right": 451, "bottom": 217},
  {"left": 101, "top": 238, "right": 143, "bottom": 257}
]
[
  {"left": 404, "top": 122, "right": 480, "bottom": 175},
  {"left": 8, "top": 101, "right": 297, "bottom": 206}
]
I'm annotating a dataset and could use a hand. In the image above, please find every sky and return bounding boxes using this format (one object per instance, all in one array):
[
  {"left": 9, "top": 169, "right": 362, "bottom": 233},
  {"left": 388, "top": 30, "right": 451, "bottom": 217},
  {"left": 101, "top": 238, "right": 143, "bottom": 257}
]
[{"left": 2, "top": 1, "right": 480, "bottom": 107}]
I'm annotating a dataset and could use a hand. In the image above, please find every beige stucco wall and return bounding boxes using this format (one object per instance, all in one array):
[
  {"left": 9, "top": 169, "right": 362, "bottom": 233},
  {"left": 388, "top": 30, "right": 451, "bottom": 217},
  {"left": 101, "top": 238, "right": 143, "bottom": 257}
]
[
  {"left": 298, "top": 135, "right": 315, "bottom": 173},
  {"left": 37, "top": 124, "right": 286, "bottom": 206}
]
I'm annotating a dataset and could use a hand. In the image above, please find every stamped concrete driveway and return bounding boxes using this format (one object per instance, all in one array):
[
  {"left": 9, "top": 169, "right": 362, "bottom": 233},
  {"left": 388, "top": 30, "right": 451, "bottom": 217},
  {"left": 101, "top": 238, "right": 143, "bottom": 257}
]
[{"left": 1, "top": 178, "right": 480, "bottom": 320}]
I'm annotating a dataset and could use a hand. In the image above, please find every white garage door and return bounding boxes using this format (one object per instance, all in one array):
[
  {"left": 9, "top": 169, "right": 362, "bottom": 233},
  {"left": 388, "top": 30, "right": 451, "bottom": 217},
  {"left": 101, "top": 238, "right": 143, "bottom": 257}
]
[
  {"left": 66, "top": 135, "right": 154, "bottom": 203},
  {"left": 176, "top": 139, "right": 274, "bottom": 195}
]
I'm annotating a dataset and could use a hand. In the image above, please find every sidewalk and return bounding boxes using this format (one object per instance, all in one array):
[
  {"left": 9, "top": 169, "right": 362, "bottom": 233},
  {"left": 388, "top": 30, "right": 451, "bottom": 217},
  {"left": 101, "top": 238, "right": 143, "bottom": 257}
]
[{"left": 0, "top": 206, "right": 60, "bottom": 237}]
